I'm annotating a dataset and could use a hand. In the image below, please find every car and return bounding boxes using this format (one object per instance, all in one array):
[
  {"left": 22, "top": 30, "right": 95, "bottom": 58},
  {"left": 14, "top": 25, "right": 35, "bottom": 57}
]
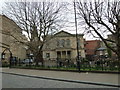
[{"left": 23, "top": 59, "right": 33, "bottom": 64}]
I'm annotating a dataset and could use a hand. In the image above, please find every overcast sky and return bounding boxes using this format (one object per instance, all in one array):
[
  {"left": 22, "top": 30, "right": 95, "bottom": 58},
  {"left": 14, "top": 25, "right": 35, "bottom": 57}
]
[{"left": 0, "top": 0, "right": 105, "bottom": 40}]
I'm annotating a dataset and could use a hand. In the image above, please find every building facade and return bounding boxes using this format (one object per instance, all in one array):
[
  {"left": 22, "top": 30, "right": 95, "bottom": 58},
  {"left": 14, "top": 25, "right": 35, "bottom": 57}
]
[
  {"left": 106, "top": 34, "right": 117, "bottom": 59},
  {"left": 0, "top": 15, "right": 27, "bottom": 62},
  {"left": 85, "top": 40, "right": 101, "bottom": 60},
  {"left": 42, "top": 31, "right": 85, "bottom": 66}
]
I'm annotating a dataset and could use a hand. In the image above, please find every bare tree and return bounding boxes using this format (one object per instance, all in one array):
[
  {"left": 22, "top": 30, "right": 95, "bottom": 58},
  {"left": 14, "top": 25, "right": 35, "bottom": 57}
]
[
  {"left": 76, "top": 0, "right": 120, "bottom": 61},
  {"left": 4, "top": 2, "right": 66, "bottom": 65}
]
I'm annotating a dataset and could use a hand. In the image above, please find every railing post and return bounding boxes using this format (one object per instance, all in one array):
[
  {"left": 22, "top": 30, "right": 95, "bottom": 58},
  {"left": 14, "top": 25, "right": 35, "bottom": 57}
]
[{"left": 9, "top": 53, "right": 12, "bottom": 68}]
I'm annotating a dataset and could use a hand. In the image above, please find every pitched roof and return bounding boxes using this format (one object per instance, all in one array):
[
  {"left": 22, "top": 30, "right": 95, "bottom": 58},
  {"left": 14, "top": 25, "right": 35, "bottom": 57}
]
[
  {"left": 0, "top": 15, "right": 22, "bottom": 33},
  {"left": 54, "top": 30, "right": 84, "bottom": 37},
  {"left": 97, "top": 47, "right": 106, "bottom": 51}
]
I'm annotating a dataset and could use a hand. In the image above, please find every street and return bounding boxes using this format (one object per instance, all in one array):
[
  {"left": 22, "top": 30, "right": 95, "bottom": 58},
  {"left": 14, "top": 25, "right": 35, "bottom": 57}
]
[{"left": 2, "top": 73, "right": 117, "bottom": 88}]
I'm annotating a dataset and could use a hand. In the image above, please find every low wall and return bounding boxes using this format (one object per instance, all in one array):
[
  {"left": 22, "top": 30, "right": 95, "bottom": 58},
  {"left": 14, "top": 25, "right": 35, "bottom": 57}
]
[{"left": 44, "top": 60, "right": 57, "bottom": 67}]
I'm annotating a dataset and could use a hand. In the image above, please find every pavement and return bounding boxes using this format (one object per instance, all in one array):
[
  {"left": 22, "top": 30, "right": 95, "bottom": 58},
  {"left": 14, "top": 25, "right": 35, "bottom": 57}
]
[
  {"left": 3, "top": 73, "right": 116, "bottom": 88},
  {"left": 1, "top": 68, "right": 120, "bottom": 87}
]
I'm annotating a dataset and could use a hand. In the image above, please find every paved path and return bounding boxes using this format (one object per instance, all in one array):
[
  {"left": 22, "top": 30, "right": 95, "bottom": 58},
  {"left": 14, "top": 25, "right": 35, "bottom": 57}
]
[
  {"left": 2, "top": 68, "right": 119, "bottom": 86},
  {"left": 3, "top": 73, "right": 116, "bottom": 88}
]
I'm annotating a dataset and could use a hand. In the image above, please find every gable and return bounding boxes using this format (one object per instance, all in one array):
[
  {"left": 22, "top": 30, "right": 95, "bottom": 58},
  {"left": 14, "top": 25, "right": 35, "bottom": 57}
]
[{"left": 54, "top": 31, "right": 73, "bottom": 37}]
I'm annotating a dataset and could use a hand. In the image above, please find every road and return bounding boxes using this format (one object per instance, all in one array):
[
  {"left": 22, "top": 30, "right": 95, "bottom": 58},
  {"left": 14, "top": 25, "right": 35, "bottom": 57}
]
[
  {"left": 2, "top": 68, "right": 119, "bottom": 85},
  {"left": 2, "top": 73, "right": 117, "bottom": 88}
]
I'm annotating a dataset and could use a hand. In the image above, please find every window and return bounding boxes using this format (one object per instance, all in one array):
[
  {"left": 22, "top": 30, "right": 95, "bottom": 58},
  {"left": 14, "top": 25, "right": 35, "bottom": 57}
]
[
  {"left": 46, "top": 53, "right": 50, "bottom": 58},
  {"left": 57, "top": 40, "right": 60, "bottom": 47},
  {"left": 66, "top": 39, "right": 70, "bottom": 46},
  {"left": 61, "top": 39, "right": 65, "bottom": 47},
  {"left": 57, "top": 39, "right": 65, "bottom": 47}
]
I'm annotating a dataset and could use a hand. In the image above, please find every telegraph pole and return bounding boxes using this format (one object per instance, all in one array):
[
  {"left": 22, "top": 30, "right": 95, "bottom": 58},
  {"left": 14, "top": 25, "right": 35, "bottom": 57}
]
[{"left": 74, "top": 0, "right": 80, "bottom": 72}]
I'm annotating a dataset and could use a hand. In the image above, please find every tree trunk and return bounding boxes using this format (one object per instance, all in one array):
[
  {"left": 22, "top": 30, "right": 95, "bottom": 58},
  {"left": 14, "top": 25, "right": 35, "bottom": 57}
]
[
  {"left": 35, "top": 51, "right": 44, "bottom": 66},
  {"left": 117, "top": 49, "right": 120, "bottom": 71}
]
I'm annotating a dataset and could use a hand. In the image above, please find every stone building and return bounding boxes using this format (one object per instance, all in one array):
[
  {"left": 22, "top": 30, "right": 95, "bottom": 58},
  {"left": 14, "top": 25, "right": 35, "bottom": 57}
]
[
  {"left": 0, "top": 15, "right": 27, "bottom": 62},
  {"left": 42, "top": 31, "right": 85, "bottom": 66}
]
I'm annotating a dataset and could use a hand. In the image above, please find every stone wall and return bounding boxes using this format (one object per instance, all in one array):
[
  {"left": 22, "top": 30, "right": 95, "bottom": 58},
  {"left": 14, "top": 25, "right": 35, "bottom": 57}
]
[{"left": 0, "top": 15, "right": 27, "bottom": 60}]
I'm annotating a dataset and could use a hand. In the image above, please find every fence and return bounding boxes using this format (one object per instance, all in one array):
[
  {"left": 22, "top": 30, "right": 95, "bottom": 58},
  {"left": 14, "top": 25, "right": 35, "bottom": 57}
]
[{"left": 2, "top": 57, "right": 119, "bottom": 72}]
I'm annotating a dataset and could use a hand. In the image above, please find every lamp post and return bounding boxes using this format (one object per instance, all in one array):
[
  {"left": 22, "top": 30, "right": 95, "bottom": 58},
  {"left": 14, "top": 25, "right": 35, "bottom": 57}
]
[{"left": 74, "top": 0, "right": 80, "bottom": 72}]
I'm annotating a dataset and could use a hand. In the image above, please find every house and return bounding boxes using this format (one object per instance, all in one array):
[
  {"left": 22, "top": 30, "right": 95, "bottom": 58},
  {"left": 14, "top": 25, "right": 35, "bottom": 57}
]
[
  {"left": 106, "top": 34, "right": 117, "bottom": 59},
  {"left": 97, "top": 34, "right": 117, "bottom": 59},
  {"left": 42, "top": 30, "right": 85, "bottom": 66},
  {"left": 0, "top": 15, "right": 27, "bottom": 62},
  {"left": 85, "top": 40, "right": 101, "bottom": 61}
]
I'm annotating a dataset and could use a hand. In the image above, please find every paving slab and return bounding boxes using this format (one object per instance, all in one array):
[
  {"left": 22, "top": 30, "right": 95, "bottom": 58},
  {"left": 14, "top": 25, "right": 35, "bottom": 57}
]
[{"left": 2, "top": 68, "right": 119, "bottom": 86}]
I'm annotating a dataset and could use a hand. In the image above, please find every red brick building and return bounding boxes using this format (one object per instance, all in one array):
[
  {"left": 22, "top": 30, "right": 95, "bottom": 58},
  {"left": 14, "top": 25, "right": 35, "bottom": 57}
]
[{"left": 85, "top": 40, "right": 101, "bottom": 60}]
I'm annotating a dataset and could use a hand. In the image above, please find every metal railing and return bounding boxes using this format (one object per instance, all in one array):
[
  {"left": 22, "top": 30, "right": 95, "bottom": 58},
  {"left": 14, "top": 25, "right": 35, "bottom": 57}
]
[{"left": 2, "top": 57, "right": 119, "bottom": 72}]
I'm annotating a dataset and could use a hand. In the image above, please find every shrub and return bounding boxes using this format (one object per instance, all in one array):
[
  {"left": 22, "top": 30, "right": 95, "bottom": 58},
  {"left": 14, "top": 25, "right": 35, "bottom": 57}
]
[{"left": 2, "top": 60, "right": 9, "bottom": 67}]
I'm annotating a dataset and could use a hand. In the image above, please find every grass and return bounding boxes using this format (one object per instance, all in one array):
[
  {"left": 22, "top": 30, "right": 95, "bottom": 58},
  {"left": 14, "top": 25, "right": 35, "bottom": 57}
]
[
  {"left": 2, "top": 62, "right": 119, "bottom": 72},
  {"left": 8, "top": 64, "right": 119, "bottom": 72},
  {"left": 11, "top": 65, "right": 77, "bottom": 70}
]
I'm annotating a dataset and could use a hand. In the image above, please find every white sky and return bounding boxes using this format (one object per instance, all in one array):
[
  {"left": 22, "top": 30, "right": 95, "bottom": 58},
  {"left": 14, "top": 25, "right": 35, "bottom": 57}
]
[
  {"left": 0, "top": 0, "right": 3, "bottom": 14},
  {"left": 0, "top": 0, "right": 110, "bottom": 40}
]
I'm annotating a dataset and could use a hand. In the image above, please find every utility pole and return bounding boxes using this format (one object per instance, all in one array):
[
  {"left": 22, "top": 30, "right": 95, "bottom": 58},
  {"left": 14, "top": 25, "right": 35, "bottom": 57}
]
[{"left": 74, "top": 0, "right": 80, "bottom": 72}]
